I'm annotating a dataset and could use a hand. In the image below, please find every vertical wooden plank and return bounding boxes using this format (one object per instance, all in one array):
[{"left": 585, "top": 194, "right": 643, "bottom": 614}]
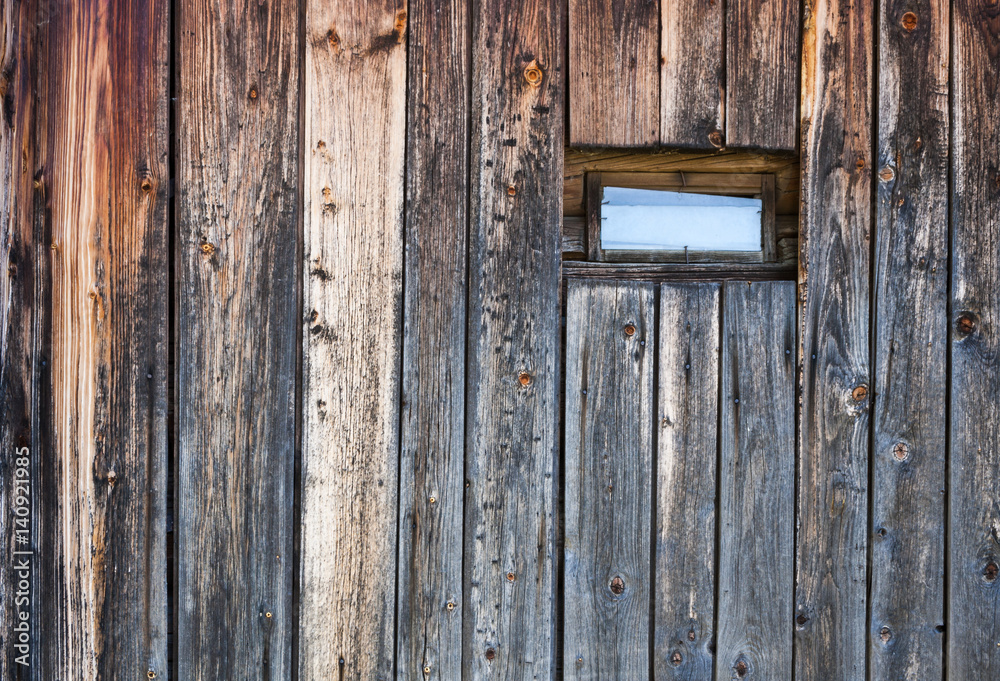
[
  {"left": 564, "top": 280, "right": 654, "bottom": 679},
  {"left": 300, "top": 3, "right": 405, "bottom": 680},
  {"left": 396, "top": 0, "right": 468, "bottom": 679},
  {"left": 660, "top": 0, "right": 725, "bottom": 148},
  {"left": 569, "top": 0, "right": 658, "bottom": 147},
  {"left": 950, "top": 0, "right": 1000, "bottom": 675},
  {"left": 726, "top": 0, "right": 800, "bottom": 150},
  {"left": 1, "top": 1, "right": 41, "bottom": 677},
  {"left": 871, "top": 0, "right": 948, "bottom": 676},
  {"left": 464, "top": 0, "right": 562, "bottom": 676},
  {"left": 654, "top": 283, "right": 720, "bottom": 681},
  {"left": 586, "top": 172, "right": 603, "bottom": 261},
  {"left": 796, "top": 0, "right": 873, "bottom": 677},
  {"left": 715, "top": 281, "right": 795, "bottom": 681},
  {"left": 0, "top": 0, "right": 171, "bottom": 678},
  {"left": 761, "top": 174, "right": 777, "bottom": 262},
  {"left": 176, "top": 0, "right": 299, "bottom": 677}
]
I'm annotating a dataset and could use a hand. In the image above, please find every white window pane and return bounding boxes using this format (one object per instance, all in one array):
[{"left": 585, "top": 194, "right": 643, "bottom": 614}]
[{"left": 601, "top": 187, "right": 762, "bottom": 252}]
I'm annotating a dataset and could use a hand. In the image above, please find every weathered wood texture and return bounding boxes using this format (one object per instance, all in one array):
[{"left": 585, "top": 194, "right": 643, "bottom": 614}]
[
  {"left": 300, "top": 3, "right": 406, "bottom": 680},
  {"left": 0, "top": 1, "right": 40, "bottom": 674},
  {"left": 716, "top": 281, "right": 795, "bottom": 681},
  {"left": 396, "top": 0, "right": 469, "bottom": 679},
  {"left": 0, "top": 1, "right": 171, "bottom": 678},
  {"left": 464, "top": 0, "right": 562, "bottom": 677},
  {"left": 660, "top": 0, "right": 724, "bottom": 147},
  {"left": 950, "top": 0, "right": 1000, "bottom": 675},
  {"left": 655, "top": 283, "right": 720, "bottom": 681},
  {"left": 726, "top": 0, "right": 799, "bottom": 150},
  {"left": 796, "top": 0, "right": 873, "bottom": 678},
  {"left": 176, "top": 0, "right": 298, "bottom": 677},
  {"left": 569, "top": 0, "right": 659, "bottom": 146},
  {"left": 564, "top": 281, "right": 654, "bottom": 679},
  {"left": 871, "top": 0, "right": 948, "bottom": 676}
]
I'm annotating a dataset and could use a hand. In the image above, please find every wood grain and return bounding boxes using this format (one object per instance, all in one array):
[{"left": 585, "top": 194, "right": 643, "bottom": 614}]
[
  {"left": 660, "top": 0, "right": 724, "bottom": 147},
  {"left": 715, "top": 281, "right": 795, "bottom": 681},
  {"left": 655, "top": 283, "right": 720, "bottom": 681},
  {"left": 464, "top": 0, "right": 562, "bottom": 677},
  {"left": 176, "top": 0, "right": 299, "bottom": 678},
  {"left": 949, "top": 0, "right": 1000, "bottom": 675},
  {"left": 564, "top": 280, "right": 655, "bottom": 679},
  {"left": 299, "top": 3, "right": 406, "bottom": 680},
  {"left": 871, "top": 0, "right": 948, "bottom": 676},
  {"left": 795, "top": 0, "right": 873, "bottom": 677},
  {"left": 569, "top": 0, "right": 659, "bottom": 146},
  {"left": 0, "top": 0, "right": 172, "bottom": 678},
  {"left": 726, "top": 0, "right": 800, "bottom": 150},
  {"left": 396, "top": 0, "right": 469, "bottom": 679}
]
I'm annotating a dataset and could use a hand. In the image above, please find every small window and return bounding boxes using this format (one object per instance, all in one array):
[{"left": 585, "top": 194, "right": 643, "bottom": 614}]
[{"left": 586, "top": 172, "right": 777, "bottom": 263}]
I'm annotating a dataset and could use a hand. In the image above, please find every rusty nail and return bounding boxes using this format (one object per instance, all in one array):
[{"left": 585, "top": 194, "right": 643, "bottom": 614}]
[
  {"left": 901, "top": 11, "right": 918, "bottom": 31},
  {"left": 892, "top": 442, "right": 909, "bottom": 461},
  {"left": 879, "top": 167, "right": 895, "bottom": 182},
  {"left": 624, "top": 324, "right": 636, "bottom": 336},
  {"left": 507, "top": 185, "right": 517, "bottom": 196},
  {"left": 880, "top": 626, "right": 892, "bottom": 644},
  {"left": 339, "top": 657, "right": 345, "bottom": 666},
  {"left": 984, "top": 562, "right": 999, "bottom": 582},
  {"left": 485, "top": 648, "right": 496, "bottom": 661},
  {"left": 708, "top": 131, "right": 724, "bottom": 148},
  {"left": 852, "top": 384, "right": 868, "bottom": 402},
  {"left": 957, "top": 312, "right": 978, "bottom": 335},
  {"left": 518, "top": 371, "right": 532, "bottom": 386},
  {"left": 610, "top": 576, "right": 625, "bottom": 595},
  {"left": 506, "top": 571, "right": 516, "bottom": 582},
  {"left": 671, "top": 651, "right": 682, "bottom": 666},
  {"left": 523, "top": 60, "right": 543, "bottom": 87}
]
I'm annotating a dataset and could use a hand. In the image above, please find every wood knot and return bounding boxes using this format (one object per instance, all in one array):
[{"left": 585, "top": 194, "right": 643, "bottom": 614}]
[
  {"left": 506, "top": 571, "right": 516, "bottom": 582},
  {"left": 200, "top": 242, "right": 215, "bottom": 255},
  {"left": 624, "top": 324, "right": 636, "bottom": 337},
  {"left": 670, "top": 651, "right": 682, "bottom": 666},
  {"left": 147, "top": 671, "right": 156, "bottom": 680},
  {"left": 423, "top": 665, "right": 431, "bottom": 675},
  {"left": 892, "top": 442, "right": 909, "bottom": 461},
  {"left": 901, "top": 11, "right": 918, "bottom": 31},
  {"left": 523, "top": 60, "right": 543, "bottom": 87},
  {"left": 687, "top": 629, "right": 696, "bottom": 641},
  {"left": 609, "top": 576, "right": 625, "bottom": 595},
  {"left": 248, "top": 85, "right": 259, "bottom": 101},
  {"left": 984, "top": 561, "right": 999, "bottom": 582},
  {"left": 880, "top": 626, "right": 892, "bottom": 644},
  {"left": 107, "top": 470, "right": 117, "bottom": 487},
  {"left": 140, "top": 176, "right": 154, "bottom": 193},
  {"left": 851, "top": 384, "right": 868, "bottom": 402},
  {"left": 708, "top": 130, "right": 724, "bottom": 148},
  {"left": 855, "top": 157, "right": 866, "bottom": 170},
  {"left": 796, "top": 613, "right": 809, "bottom": 627},
  {"left": 734, "top": 658, "right": 748, "bottom": 677},
  {"left": 956, "top": 312, "right": 978, "bottom": 336},
  {"left": 518, "top": 371, "right": 532, "bottom": 387},
  {"left": 879, "top": 166, "right": 896, "bottom": 182},
  {"left": 507, "top": 184, "right": 517, "bottom": 196},
  {"left": 485, "top": 647, "right": 496, "bottom": 661},
  {"left": 446, "top": 601, "right": 456, "bottom": 610}
]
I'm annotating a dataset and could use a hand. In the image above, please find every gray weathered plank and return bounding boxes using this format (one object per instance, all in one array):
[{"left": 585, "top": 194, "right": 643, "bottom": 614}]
[
  {"left": 564, "top": 280, "right": 655, "bottom": 679},
  {"left": 715, "top": 281, "right": 796, "bottom": 681},
  {"left": 949, "top": 0, "right": 1000, "bottom": 675},
  {"left": 726, "top": 0, "right": 800, "bottom": 150},
  {"left": 655, "top": 283, "right": 720, "bottom": 681},
  {"left": 176, "top": 0, "right": 299, "bottom": 677},
  {"left": 795, "top": 0, "right": 873, "bottom": 677},
  {"left": 463, "top": 0, "right": 562, "bottom": 676},
  {"left": 299, "top": 3, "right": 406, "bottom": 680},
  {"left": 660, "top": 0, "right": 725, "bottom": 147},
  {"left": 396, "top": 0, "right": 469, "bottom": 678},
  {"left": 569, "top": 0, "right": 659, "bottom": 146},
  {"left": 871, "top": 0, "right": 948, "bottom": 676}
]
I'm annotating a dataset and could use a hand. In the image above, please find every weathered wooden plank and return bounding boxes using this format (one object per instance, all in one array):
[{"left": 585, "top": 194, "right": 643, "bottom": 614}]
[
  {"left": 950, "top": 0, "right": 1000, "bottom": 675},
  {"left": 0, "top": 0, "right": 171, "bottom": 677},
  {"left": 299, "top": 3, "right": 405, "bottom": 680},
  {"left": 396, "top": 0, "right": 469, "bottom": 678},
  {"left": 569, "top": 0, "right": 658, "bottom": 146},
  {"left": 464, "top": 0, "right": 562, "bottom": 676},
  {"left": 726, "top": 0, "right": 800, "bottom": 150},
  {"left": 871, "top": 0, "right": 948, "bottom": 676},
  {"left": 796, "top": 0, "right": 873, "bottom": 677},
  {"left": 716, "top": 281, "right": 795, "bottom": 681},
  {"left": 660, "top": 0, "right": 724, "bottom": 147},
  {"left": 176, "top": 0, "right": 298, "bottom": 677},
  {"left": 654, "top": 283, "right": 720, "bottom": 681},
  {"left": 1, "top": 2, "right": 41, "bottom": 677},
  {"left": 564, "top": 280, "right": 654, "bottom": 679}
]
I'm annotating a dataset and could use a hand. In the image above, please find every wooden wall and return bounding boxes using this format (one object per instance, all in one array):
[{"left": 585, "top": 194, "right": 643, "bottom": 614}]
[{"left": 0, "top": 0, "right": 996, "bottom": 679}]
